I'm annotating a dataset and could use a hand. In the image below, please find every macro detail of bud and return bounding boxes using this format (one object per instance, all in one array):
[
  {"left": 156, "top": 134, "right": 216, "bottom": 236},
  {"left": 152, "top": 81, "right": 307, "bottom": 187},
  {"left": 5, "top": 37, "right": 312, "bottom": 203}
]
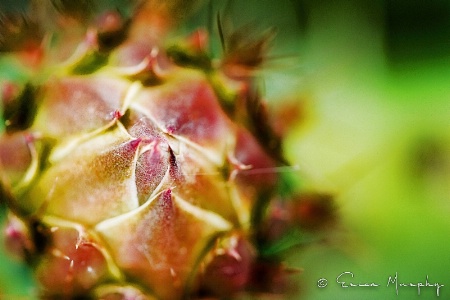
[{"left": 0, "top": 1, "right": 335, "bottom": 299}]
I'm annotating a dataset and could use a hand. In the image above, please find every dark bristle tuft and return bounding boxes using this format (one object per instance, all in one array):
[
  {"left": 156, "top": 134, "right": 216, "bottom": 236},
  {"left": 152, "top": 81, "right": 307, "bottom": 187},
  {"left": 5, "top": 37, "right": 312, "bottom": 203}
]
[
  {"left": 50, "top": 0, "right": 96, "bottom": 23},
  {"left": 0, "top": 12, "right": 42, "bottom": 52}
]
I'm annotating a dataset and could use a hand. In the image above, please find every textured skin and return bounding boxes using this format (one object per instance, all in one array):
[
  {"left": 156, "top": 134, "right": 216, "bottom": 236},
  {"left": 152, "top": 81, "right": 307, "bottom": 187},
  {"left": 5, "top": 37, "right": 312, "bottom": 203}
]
[
  {"left": 0, "top": 18, "right": 281, "bottom": 299},
  {"left": 0, "top": 2, "right": 335, "bottom": 299}
]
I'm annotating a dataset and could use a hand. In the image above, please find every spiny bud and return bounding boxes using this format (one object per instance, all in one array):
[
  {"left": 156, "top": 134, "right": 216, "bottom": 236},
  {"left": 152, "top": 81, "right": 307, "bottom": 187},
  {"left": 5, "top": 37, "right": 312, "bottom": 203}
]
[{"left": 0, "top": 2, "right": 336, "bottom": 298}]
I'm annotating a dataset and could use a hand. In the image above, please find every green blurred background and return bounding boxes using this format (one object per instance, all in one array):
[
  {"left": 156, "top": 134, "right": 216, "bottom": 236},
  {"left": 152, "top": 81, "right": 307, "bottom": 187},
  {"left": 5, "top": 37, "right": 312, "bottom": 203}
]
[
  {"left": 1, "top": 0, "right": 450, "bottom": 299},
  {"left": 270, "top": 1, "right": 450, "bottom": 299}
]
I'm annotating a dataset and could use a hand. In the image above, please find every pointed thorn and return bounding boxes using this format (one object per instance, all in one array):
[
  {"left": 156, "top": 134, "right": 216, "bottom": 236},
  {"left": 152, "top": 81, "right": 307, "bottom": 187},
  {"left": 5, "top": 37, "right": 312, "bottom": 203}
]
[
  {"left": 111, "top": 109, "right": 123, "bottom": 120},
  {"left": 23, "top": 133, "right": 35, "bottom": 144},
  {"left": 188, "top": 29, "right": 209, "bottom": 52},
  {"left": 129, "top": 138, "right": 142, "bottom": 149}
]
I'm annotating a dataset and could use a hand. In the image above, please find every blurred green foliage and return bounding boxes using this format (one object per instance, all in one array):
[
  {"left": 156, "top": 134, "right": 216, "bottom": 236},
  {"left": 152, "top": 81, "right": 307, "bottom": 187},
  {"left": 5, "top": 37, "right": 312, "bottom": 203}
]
[{"left": 281, "top": 1, "right": 450, "bottom": 299}]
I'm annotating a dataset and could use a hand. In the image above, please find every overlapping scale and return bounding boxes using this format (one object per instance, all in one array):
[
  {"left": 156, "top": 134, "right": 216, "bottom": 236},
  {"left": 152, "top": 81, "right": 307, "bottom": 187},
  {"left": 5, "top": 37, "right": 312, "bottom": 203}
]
[
  {"left": 96, "top": 189, "right": 232, "bottom": 299},
  {"left": 24, "top": 128, "right": 141, "bottom": 224},
  {"left": 33, "top": 76, "right": 130, "bottom": 139},
  {"left": 0, "top": 132, "right": 34, "bottom": 187},
  {"left": 35, "top": 224, "right": 109, "bottom": 297}
]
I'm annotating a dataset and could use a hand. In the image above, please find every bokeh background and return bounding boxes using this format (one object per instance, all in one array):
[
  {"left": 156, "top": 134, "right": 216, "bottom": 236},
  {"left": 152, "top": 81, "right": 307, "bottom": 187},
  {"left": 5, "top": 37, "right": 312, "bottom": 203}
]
[{"left": 1, "top": 0, "right": 450, "bottom": 299}]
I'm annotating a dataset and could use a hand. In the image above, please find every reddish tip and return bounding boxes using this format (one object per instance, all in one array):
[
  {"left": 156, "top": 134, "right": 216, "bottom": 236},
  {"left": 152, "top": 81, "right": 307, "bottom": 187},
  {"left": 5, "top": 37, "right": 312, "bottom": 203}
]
[
  {"left": 1, "top": 81, "right": 20, "bottom": 104},
  {"left": 111, "top": 110, "right": 123, "bottom": 120},
  {"left": 166, "top": 125, "right": 176, "bottom": 135},
  {"left": 162, "top": 189, "right": 172, "bottom": 203},
  {"left": 187, "top": 29, "right": 209, "bottom": 52},
  {"left": 129, "top": 138, "right": 142, "bottom": 149},
  {"left": 4, "top": 216, "right": 35, "bottom": 261},
  {"left": 24, "top": 133, "right": 35, "bottom": 144}
]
